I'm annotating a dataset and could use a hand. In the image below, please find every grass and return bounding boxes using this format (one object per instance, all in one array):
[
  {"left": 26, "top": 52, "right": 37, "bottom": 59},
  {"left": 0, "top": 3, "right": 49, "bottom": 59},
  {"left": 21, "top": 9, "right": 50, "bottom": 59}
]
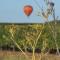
[{"left": 0, "top": 51, "right": 60, "bottom": 60}]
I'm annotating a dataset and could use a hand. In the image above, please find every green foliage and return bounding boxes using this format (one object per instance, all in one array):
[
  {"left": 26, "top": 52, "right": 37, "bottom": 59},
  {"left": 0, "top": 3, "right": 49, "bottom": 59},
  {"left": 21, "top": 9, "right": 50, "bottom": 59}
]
[{"left": 0, "top": 20, "right": 60, "bottom": 49}]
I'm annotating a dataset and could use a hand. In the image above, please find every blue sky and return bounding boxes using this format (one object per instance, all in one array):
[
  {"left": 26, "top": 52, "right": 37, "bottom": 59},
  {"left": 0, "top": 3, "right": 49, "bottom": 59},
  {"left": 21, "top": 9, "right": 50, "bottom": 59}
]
[{"left": 0, "top": 0, "right": 60, "bottom": 23}]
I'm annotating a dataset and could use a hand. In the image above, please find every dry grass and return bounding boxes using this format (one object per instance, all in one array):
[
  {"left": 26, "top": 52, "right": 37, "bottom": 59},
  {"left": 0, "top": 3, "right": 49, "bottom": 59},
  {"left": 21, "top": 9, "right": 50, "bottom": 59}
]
[{"left": 0, "top": 51, "right": 60, "bottom": 60}]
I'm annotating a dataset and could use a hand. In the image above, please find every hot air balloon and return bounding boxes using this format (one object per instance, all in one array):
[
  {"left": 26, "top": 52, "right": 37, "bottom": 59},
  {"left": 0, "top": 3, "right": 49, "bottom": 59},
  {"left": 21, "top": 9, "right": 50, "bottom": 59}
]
[{"left": 23, "top": 5, "right": 33, "bottom": 16}]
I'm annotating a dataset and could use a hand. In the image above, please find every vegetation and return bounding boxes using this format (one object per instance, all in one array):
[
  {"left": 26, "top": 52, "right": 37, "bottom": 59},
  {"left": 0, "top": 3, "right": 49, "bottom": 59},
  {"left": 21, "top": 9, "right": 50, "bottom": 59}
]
[
  {"left": 0, "top": 20, "right": 60, "bottom": 60},
  {"left": 0, "top": 20, "right": 60, "bottom": 51}
]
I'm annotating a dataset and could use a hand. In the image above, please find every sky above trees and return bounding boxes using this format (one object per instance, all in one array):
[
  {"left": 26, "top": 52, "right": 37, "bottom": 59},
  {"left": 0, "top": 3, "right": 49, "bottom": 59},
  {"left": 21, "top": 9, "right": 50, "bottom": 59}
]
[{"left": 0, "top": 0, "right": 60, "bottom": 23}]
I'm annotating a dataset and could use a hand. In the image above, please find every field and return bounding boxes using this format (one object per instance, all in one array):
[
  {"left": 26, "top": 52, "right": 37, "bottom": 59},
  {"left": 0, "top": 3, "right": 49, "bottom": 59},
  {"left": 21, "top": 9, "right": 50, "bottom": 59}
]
[{"left": 0, "top": 51, "right": 60, "bottom": 60}]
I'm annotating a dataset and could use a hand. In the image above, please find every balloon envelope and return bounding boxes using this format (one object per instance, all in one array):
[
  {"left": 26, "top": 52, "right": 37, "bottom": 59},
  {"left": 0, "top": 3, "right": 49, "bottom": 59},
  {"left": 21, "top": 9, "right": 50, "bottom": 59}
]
[{"left": 23, "top": 5, "right": 33, "bottom": 16}]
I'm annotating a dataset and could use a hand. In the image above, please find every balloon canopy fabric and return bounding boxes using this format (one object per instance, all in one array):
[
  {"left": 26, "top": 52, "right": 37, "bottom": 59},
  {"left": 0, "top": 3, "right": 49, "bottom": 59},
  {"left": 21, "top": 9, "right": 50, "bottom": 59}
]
[{"left": 23, "top": 5, "right": 33, "bottom": 16}]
